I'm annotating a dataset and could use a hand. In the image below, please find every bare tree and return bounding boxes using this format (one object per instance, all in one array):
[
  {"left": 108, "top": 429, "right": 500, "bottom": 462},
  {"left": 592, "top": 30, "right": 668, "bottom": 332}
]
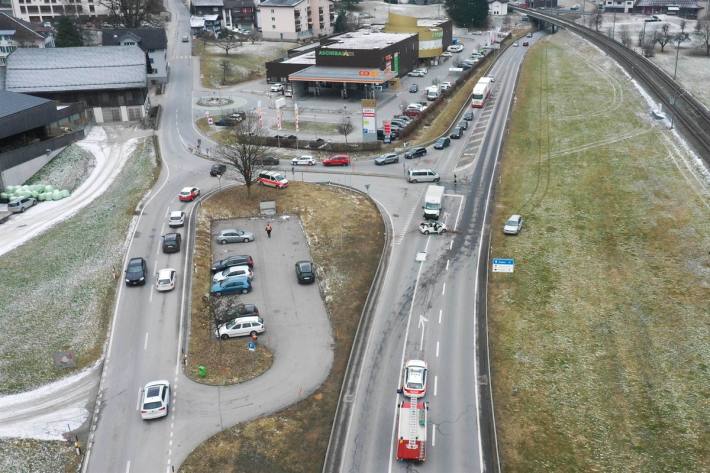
[
  {"left": 619, "top": 24, "right": 632, "bottom": 47},
  {"left": 218, "top": 113, "right": 267, "bottom": 195},
  {"left": 99, "top": 0, "right": 162, "bottom": 28},
  {"left": 642, "top": 35, "right": 656, "bottom": 57},
  {"left": 589, "top": 6, "right": 603, "bottom": 32},
  {"left": 655, "top": 23, "right": 672, "bottom": 52},
  {"left": 695, "top": 14, "right": 710, "bottom": 56},
  {"left": 337, "top": 117, "right": 354, "bottom": 145},
  {"left": 215, "top": 31, "right": 240, "bottom": 55},
  {"left": 221, "top": 59, "right": 230, "bottom": 85}
]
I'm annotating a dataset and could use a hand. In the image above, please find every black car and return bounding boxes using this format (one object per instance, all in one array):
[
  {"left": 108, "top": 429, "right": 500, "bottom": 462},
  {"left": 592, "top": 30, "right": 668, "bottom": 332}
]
[
  {"left": 450, "top": 127, "right": 463, "bottom": 139},
  {"left": 255, "top": 156, "right": 280, "bottom": 166},
  {"left": 409, "top": 84, "right": 418, "bottom": 93},
  {"left": 210, "top": 163, "right": 226, "bottom": 176},
  {"left": 434, "top": 137, "right": 451, "bottom": 149},
  {"left": 125, "top": 257, "right": 147, "bottom": 286},
  {"left": 211, "top": 255, "right": 254, "bottom": 272},
  {"left": 295, "top": 260, "right": 315, "bottom": 284},
  {"left": 404, "top": 147, "right": 427, "bottom": 159},
  {"left": 463, "top": 111, "right": 474, "bottom": 121},
  {"left": 162, "top": 233, "right": 182, "bottom": 253},
  {"left": 216, "top": 303, "right": 260, "bottom": 325},
  {"left": 457, "top": 120, "right": 468, "bottom": 130}
]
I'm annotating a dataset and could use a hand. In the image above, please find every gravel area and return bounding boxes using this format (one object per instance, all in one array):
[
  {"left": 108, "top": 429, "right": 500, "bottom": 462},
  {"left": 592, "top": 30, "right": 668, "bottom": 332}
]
[{"left": 0, "top": 439, "right": 76, "bottom": 473}]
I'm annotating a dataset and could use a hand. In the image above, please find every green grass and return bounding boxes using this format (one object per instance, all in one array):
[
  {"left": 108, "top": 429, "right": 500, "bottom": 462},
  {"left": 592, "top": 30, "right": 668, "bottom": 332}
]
[
  {"left": 25, "top": 144, "right": 95, "bottom": 192},
  {"left": 199, "top": 43, "right": 295, "bottom": 88},
  {"left": 279, "top": 120, "right": 340, "bottom": 135},
  {"left": 0, "top": 138, "right": 158, "bottom": 394},
  {"left": 489, "top": 31, "right": 710, "bottom": 472}
]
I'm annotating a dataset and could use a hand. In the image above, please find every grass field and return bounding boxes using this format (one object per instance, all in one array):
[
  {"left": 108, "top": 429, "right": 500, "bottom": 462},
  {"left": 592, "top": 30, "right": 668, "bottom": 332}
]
[
  {"left": 199, "top": 42, "right": 295, "bottom": 88},
  {"left": 0, "top": 439, "right": 78, "bottom": 473},
  {"left": 180, "top": 182, "right": 384, "bottom": 473},
  {"left": 489, "top": 31, "right": 710, "bottom": 472},
  {"left": 0, "top": 138, "right": 158, "bottom": 394},
  {"left": 25, "top": 144, "right": 95, "bottom": 192}
]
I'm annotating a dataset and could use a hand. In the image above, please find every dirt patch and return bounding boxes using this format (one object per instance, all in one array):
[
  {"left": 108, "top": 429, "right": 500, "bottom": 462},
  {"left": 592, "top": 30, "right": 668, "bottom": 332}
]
[
  {"left": 489, "top": 32, "right": 710, "bottom": 472},
  {"left": 0, "top": 438, "right": 79, "bottom": 473},
  {"left": 180, "top": 182, "right": 384, "bottom": 472}
]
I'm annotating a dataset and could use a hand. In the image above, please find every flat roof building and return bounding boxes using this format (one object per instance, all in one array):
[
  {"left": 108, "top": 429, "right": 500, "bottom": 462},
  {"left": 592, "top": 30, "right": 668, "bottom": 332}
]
[{"left": 383, "top": 12, "right": 452, "bottom": 60}]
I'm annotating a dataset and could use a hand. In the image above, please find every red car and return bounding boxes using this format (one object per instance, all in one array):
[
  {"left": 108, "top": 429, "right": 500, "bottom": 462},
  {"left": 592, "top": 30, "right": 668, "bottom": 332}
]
[
  {"left": 178, "top": 186, "right": 200, "bottom": 202},
  {"left": 322, "top": 154, "right": 350, "bottom": 166}
]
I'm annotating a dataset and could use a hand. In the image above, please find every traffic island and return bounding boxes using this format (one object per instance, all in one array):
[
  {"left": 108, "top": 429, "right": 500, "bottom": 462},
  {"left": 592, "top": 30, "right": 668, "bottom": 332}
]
[{"left": 180, "top": 182, "right": 384, "bottom": 473}]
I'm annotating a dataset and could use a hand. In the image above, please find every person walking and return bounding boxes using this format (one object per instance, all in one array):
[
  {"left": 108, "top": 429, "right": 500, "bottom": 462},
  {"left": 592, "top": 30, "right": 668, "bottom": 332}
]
[{"left": 265, "top": 223, "right": 272, "bottom": 239}]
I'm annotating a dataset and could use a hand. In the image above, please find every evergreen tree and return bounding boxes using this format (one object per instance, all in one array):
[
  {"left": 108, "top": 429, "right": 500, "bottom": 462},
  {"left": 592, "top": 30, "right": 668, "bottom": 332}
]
[
  {"left": 334, "top": 8, "right": 349, "bottom": 33},
  {"left": 444, "top": 0, "right": 489, "bottom": 29},
  {"left": 55, "top": 16, "right": 83, "bottom": 47}
]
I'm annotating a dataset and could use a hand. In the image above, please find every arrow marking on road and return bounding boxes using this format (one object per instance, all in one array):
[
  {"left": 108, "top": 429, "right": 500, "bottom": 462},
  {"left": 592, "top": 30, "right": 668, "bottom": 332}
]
[{"left": 418, "top": 315, "right": 428, "bottom": 351}]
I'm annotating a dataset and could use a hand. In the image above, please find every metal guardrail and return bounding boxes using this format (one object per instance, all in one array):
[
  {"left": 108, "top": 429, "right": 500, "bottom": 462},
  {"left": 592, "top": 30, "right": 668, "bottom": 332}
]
[{"left": 512, "top": 6, "right": 710, "bottom": 162}]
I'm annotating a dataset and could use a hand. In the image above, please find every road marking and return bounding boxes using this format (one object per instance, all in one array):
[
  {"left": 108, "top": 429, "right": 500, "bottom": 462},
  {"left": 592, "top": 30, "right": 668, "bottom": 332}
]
[
  {"left": 446, "top": 259, "right": 449, "bottom": 271},
  {"left": 442, "top": 282, "right": 446, "bottom": 295},
  {"left": 434, "top": 375, "right": 438, "bottom": 396},
  {"left": 432, "top": 424, "right": 436, "bottom": 447},
  {"left": 125, "top": 460, "right": 131, "bottom": 473},
  {"left": 149, "top": 286, "right": 154, "bottom": 302},
  {"left": 436, "top": 340, "right": 440, "bottom": 357},
  {"left": 449, "top": 240, "right": 453, "bottom": 250},
  {"left": 144, "top": 332, "right": 149, "bottom": 351},
  {"left": 418, "top": 314, "right": 428, "bottom": 351},
  {"left": 438, "top": 309, "right": 442, "bottom": 324}
]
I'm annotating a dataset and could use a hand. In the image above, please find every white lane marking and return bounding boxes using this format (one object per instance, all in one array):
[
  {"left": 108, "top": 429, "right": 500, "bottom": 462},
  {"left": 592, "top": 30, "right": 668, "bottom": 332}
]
[
  {"left": 436, "top": 341, "right": 440, "bottom": 358},
  {"left": 125, "top": 461, "right": 131, "bottom": 473},
  {"left": 144, "top": 332, "right": 149, "bottom": 351},
  {"left": 432, "top": 424, "right": 436, "bottom": 447},
  {"left": 446, "top": 259, "right": 450, "bottom": 271},
  {"left": 149, "top": 285, "right": 154, "bottom": 302},
  {"left": 449, "top": 240, "right": 453, "bottom": 250},
  {"left": 443, "top": 194, "right": 465, "bottom": 231},
  {"left": 387, "top": 236, "right": 431, "bottom": 473},
  {"left": 438, "top": 309, "right": 442, "bottom": 324},
  {"left": 442, "top": 282, "right": 446, "bottom": 295},
  {"left": 434, "top": 375, "right": 438, "bottom": 396}
]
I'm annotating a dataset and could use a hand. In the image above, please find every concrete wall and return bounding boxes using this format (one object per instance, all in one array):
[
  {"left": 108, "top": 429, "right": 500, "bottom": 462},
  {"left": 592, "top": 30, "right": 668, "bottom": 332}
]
[{"left": 1, "top": 149, "right": 60, "bottom": 188}]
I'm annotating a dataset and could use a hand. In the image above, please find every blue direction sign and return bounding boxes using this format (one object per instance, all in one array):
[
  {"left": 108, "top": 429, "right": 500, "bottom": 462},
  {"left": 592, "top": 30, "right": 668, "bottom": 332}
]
[
  {"left": 492, "top": 258, "right": 515, "bottom": 273},
  {"left": 247, "top": 341, "right": 256, "bottom": 351}
]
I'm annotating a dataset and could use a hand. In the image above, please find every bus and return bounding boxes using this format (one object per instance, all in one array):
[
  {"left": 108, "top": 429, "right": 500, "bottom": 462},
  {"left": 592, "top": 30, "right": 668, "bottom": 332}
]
[{"left": 471, "top": 77, "right": 493, "bottom": 108}]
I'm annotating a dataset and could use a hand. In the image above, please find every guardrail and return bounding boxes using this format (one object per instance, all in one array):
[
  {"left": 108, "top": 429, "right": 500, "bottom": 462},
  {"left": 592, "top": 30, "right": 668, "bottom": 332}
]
[{"left": 512, "top": 6, "right": 710, "bottom": 162}]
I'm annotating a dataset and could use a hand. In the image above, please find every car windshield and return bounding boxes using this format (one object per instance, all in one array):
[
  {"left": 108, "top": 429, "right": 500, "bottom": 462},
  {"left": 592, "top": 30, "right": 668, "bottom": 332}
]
[
  {"left": 299, "top": 263, "right": 312, "bottom": 272},
  {"left": 143, "top": 401, "right": 163, "bottom": 410},
  {"left": 159, "top": 278, "right": 171, "bottom": 285},
  {"left": 424, "top": 203, "right": 439, "bottom": 210},
  {"left": 506, "top": 219, "right": 518, "bottom": 226},
  {"left": 127, "top": 260, "right": 142, "bottom": 271}
]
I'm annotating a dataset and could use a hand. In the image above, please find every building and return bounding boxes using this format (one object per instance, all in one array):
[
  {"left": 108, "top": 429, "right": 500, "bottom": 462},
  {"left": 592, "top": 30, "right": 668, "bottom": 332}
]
[
  {"left": 0, "top": 12, "right": 53, "bottom": 66},
  {"left": 190, "top": 14, "right": 222, "bottom": 35},
  {"left": 634, "top": 0, "right": 702, "bottom": 17},
  {"left": 102, "top": 28, "right": 168, "bottom": 85},
  {"left": 489, "top": 0, "right": 509, "bottom": 15},
  {"left": 383, "top": 12, "right": 452, "bottom": 62},
  {"left": 0, "top": 90, "right": 86, "bottom": 189},
  {"left": 257, "top": 0, "right": 334, "bottom": 41},
  {"left": 524, "top": 0, "right": 558, "bottom": 7},
  {"left": 266, "top": 29, "right": 418, "bottom": 98},
  {"left": 10, "top": 0, "right": 108, "bottom": 23},
  {"left": 5, "top": 46, "right": 148, "bottom": 123},
  {"left": 223, "top": 0, "right": 256, "bottom": 29},
  {"left": 191, "top": 0, "right": 224, "bottom": 17}
]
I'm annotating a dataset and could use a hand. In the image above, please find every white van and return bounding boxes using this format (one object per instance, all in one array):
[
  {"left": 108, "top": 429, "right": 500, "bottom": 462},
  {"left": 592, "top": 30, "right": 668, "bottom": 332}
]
[
  {"left": 426, "top": 85, "right": 440, "bottom": 101},
  {"left": 423, "top": 185, "right": 445, "bottom": 219},
  {"left": 408, "top": 169, "right": 440, "bottom": 183},
  {"left": 257, "top": 170, "right": 289, "bottom": 188}
]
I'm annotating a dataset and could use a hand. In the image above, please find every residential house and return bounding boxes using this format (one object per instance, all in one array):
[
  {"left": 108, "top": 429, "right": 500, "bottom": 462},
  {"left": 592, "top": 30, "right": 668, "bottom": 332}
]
[
  {"left": 634, "top": 0, "right": 702, "bottom": 17},
  {"left": 190, "top": 14, "right": 222, "bottom": 36},
  {"left": 223, "top": 0, "right": 256, "bottom": 30},
  {"left": 258, "top": 0, "right": 333, "bottom": 41},
  {"left": 488, "top": 0, "right": 508, "bottom": 15},
  {"left": 603, "top": 0, "right": 634, "bottom": 12},
  {"left": 0, "top": 12, "right": 54, "bottom": 66},
  {"left": 102, "top": 28, "right": 168, "bottom": 85},
  {"left": 10, "top": 0, "right": 108, "bottom": 23}
]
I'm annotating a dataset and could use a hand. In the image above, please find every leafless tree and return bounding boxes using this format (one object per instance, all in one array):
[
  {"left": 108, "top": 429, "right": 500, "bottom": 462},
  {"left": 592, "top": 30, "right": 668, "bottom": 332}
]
[
  {"left": 655, "top": 23, "right": 672, "bottom": 52},
  {"left": 695, "top": 14, "right": 710, "bottom": 56},
  {"left": 679, "top": 19, "right": 687, "bottom": 34},
  {"left": 99, "top": 0, "right": 162, "bottom": 28},
  {"left": 215, "top": 31, "right": 240, "bottom": 55},
  {"left": 337, "top": 117, "right": 354, "bottom": 145},
  {"left": 642, "top": 35, "right": 656, "bottom": 57},
  {"left": 589, "top": 6, "right": 603, "bottom": 32},
  {"left": 218, "top": 113, "right": 267, "bottom": 195},
  {"left": 221, "top": 60, "right": 230, "bottom": 85},
  {"left": 619, "top": 24, "right": 632, "bottom": 47}
]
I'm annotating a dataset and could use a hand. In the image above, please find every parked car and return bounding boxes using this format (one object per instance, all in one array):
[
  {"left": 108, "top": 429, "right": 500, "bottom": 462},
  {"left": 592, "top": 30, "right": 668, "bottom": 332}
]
[
  {"left": 156, "top": 268, "right": 177, "bottom": 292},
  {"left": 215, "top": 316, "right": 264, "bottom": 339},
  {"left": 213, "top": 264, "right": 253, "bottom": 283},
  {"left": 255, "top": 156, "right": 280, "bottom": 165},
  {"left": 211, "top": 275, "right": 252, "bottom": 296},
  {"left": 140, "top": 380, "right": 170, "bottom": 420},
  {"left": 181, "top": 35, "right": 189, "bottom": 42},
  {"left": 323, "top": 154, "right": 350, "bottom": 166},
  {"left": 459, "top": 63, "right": 472, "bottom": 70},
  {"left": 408, "top": 70, "right": 425, "bottom": 77},
  {"left": 211, "top": 255, "right": 254, "bottom": 272},
  {"left": 162, "top": 233, "right": 182, "bottom": 253},
  {"left": 434, "top": 137, "right": 451, "bottom": 149},
  {"left": 513, "top": 41, "right": 519, "bottom": 47},
  {"left": 217, "top": 229, "right": 254, "bottom": 244},
  {"left": 419, "top": 221, "right": 447, "bottom": 235},
  {"left": 125, "top": 257, "right": 147, "bottom": 286},
  {"left": 270, "top": 83, "right": 284, "bottom": 92},
  {"left": 7, "top": 196, "right": 36, "bottom": 213},
  {"left": 503, "top": 214, "right": 524, "bottom": 235},
  {"left": 645, "top": 15, "right": 661, "bottom": 22},
  {"left": 450, "top": 126, "right": 463, "bottom": 139},
  {"left": 409, "top": 83, "right": 419, "bottom": 93},
  {"left": 527, "top": 32, "right": 533, "bottom": 38},
  {"left": 463, "top": 111, "right": 474, "bottom": 121},
  {"left": 178, "top": 187, "right": 200, "bottom": 202},
  {"left": 210, "top": 164, "right": 226, "bottom": 176},
  {"left": 458, "top": 120, "right": 468, "bottom": 130},
  {"left": 404, "top": 147, "right": 427, "bottom": 159},
  {"left": 292, "top": 155, "right": 316, "bottom": 166},
  {"left": 523, "top": 41, "right": 529, "bottom": 47},
  {"left": 440, "top": 81, "right": 452, "bottom": 91},
  {"left": 168, "top": 210, "right": 185, "bottom": 228},
  {"left": 401, "top": 360, "right": 428, "bottom": 398},
  {"left": 441, "top": 51, "right": 453, "bottom": 57},
  {"left": 295, "top": 260, "right": 315, "bottom": 284},
  {"left": 447, "top": 44, "right": 464, "bottom": 53},
  {"left": 374, "top": 153, "right": 400, "bottom": 165},
  {"left": 217, "top": 303, "right": 259, "bottom": 324}
]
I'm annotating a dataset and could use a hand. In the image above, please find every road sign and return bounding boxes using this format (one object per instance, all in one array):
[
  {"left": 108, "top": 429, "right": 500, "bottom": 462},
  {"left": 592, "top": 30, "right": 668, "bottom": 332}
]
[
  {"left": 247, "top": 341, "right": 256, "bottom": 351},
  {"left": 207, "top": 117, "right": 213, "bottom": 125},
  {"left": 492, "top": 258, "right": 515, "bottom": 273}
]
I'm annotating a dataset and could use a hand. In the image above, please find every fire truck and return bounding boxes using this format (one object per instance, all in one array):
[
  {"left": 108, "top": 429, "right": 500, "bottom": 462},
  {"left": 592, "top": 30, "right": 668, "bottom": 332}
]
[{"left": 395, "top": 398, "right": 428, "bottom": 462}]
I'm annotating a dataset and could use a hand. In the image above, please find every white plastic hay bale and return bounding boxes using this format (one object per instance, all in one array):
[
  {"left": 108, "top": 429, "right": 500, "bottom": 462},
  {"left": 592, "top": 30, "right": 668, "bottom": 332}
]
[
  {"left": 59, "top": 189, "right": 70, "bottom": 199},
  {"left": 44, "top": 185, "right": 55, "bottom": 192}
]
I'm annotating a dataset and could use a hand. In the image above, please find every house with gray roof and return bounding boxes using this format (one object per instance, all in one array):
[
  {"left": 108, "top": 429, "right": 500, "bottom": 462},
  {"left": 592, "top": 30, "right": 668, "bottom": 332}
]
[
  {"left": 0, "top": 12, "right": 54, "bottom": 66},
  {"left": 5, "top": 46, "right": 148, "bottom": 123},
  {"left": 102, "top": 28, "right": 168, "bottom": 85},
  {"left": 634, "top": 0, "right": 702, "bottom": 18}
]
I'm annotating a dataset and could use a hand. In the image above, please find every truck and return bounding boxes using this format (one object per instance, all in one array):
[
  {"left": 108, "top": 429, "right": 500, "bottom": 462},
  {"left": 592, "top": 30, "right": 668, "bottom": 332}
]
[
  {"left": 426, "top": 85, "right": 440, "bottom": 101},
  {"left": 423, "top": 185, "right": 445, "bottom": 220},
  {"left": 396, "top": 398, "right": 428, "bottom": 462},
  {"left": 471, "top": 76, "right": 493, "bottom": 108}
]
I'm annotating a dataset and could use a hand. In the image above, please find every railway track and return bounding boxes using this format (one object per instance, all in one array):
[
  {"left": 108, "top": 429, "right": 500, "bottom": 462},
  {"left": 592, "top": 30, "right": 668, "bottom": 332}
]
[{"left": 511, "top": 6, "right": 710, "bottom": 162}]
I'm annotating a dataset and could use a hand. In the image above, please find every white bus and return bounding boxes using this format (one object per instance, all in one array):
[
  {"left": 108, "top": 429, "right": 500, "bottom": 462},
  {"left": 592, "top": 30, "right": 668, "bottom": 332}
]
[{"left": 471, "top": 76, "right": 493, "bottom": 108}]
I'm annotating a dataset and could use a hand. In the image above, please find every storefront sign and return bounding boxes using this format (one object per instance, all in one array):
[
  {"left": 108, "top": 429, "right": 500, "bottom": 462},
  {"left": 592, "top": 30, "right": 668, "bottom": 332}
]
[
  {"left": 394, "top": 52, "right": 399, "bottom": 74},
  {"left": 361, "top": 99, "right": 377, "bottom": 142},
  {"left": 358, "top": 70, "right": 379, "bottom": 77},
  {"left": 385, "top": 54, "right": 392, "bottom": 73},
  {"left": 319, "top": 49, "right": 354, "bottom": 57}
]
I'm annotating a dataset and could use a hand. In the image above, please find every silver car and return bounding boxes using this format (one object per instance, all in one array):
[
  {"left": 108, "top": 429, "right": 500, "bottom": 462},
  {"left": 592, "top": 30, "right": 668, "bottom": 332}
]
[
  {"left": 503, "top": 215, "right": 523, "bottom": 235},
  {"left": 8, "top": 196, "right": 36, "bottom": 213},
  {"left": 217, "top": 229, "right": 255, "bottom": 244}
]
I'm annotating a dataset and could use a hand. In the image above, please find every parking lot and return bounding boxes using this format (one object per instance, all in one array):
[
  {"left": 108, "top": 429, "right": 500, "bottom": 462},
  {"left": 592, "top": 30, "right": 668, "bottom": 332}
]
[{"left": 210, "top": 216, "right": 331, "bottom": 356}]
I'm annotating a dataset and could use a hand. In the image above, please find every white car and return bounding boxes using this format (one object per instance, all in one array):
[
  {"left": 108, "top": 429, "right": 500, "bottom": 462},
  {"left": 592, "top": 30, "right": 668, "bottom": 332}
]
[
  {"left": 419, "top": 221, "right": 448, "bottom": 235},
  {"left": 140, "top": 380, "right": 170, "bottom": 420},
  {"left": 513, "top": 41, "right": 519, "bottom": 47},
  {"left": 440, "top": 81, "right": 452, "bottom": 91},
  {"left": 168, "top": 210, "right": 185, "bottom": 227},
  {"left": 270, "top": 83, "right": 284, "bottom": 92},
  {"left": 156, "top": 268, "right": 177, "bottom": 292},
  {"left": 401, "top": 360, "right": 428, "bottom": 398},
  {"left": 441, "top": 51, "right": 453, "bottom": 57},
  {"left": 447, "top": 44, "right": 464, "bottom": 53},
  {"left": 213, "top": 265, "right": 253, "bottom": 283},
  {"left": 215, "top": 316, "right": 265, "bottom": 340},
  {"left": 503, "top": 214, "right": 523, "bottom": 235},
  {"left": 291, "top": 155, "right": 316, "bottom": 166},
  {"left": 408, "top": 70, "right": 425, "bottom": 77}
]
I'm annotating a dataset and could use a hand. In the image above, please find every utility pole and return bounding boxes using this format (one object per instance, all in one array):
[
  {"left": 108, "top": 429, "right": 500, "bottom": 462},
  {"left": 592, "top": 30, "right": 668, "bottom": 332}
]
[
  {"left": 612, "top": 11, "right": 616, "bottom": 40},
  {"left": 673, "top": 35, "right": 682, "bottom": 80}
]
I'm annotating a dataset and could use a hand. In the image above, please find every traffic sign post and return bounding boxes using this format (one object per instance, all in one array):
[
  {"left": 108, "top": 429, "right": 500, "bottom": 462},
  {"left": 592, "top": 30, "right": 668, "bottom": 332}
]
[{"left": 492, "top": 258, "right": 515, "bottom": 273}]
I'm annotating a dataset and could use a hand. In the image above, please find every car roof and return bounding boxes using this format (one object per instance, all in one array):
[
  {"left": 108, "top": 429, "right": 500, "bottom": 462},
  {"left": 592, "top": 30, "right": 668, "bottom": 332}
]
[
  {"left": 223, "top": 274, "right": 249, "bottom": 282},
  {"left": 228, "top": 315, "right": 261, "bottom": 323},
  {"left": 158, "top": 268, "right": 175, "bottom": 278},
  {"left": 406, "top": 359, "right": 427, "bottom": 369},
  {"left": 170, "top": 211, "right": 183, "bottom": 217},
  {"left": 180, "top": 187, "right": 193, "bottom": 192},
  {"left": 144, "top": 379, "right": 169, "bottom": 391},
  {"left": 509, "top": 214, "right": 521, "bottom": 220},
  {"left": 220, "top": 228, "right": 240, "bottom": 233},
  {"left": 225, "top": 265, "right": 250, "bottom": 272},
  {"left": 164, "top": 232, "right": 179, "bottom": 239},
  {"left": 296, "top": 260, "right": 312, "bottom": 268}
]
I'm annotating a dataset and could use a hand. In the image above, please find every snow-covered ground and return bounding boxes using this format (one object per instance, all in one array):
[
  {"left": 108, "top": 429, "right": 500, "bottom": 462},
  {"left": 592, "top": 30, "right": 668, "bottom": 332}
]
[
  {"left": 0, "top": 438, "right": 76, "bottom": 473},
  {"left": 25, "top": 144, "right": 95, "bottom": 193}
]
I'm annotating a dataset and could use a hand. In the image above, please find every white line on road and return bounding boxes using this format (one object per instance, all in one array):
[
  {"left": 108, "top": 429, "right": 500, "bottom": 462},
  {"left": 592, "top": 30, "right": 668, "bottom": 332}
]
[
  {"left": 432, "top": 424, "right": 436, "bottom": 447},
  {"left": 446, "top": 259, "right": 450, "bottom": 271},
  {"left": 144, "top": 332, "right": 149, "bottom": 351},
  {"left": 442, "top": 282, "right": 446, "bottom": 295},
  {"left": 438, "top": 309, "right": 443, "bottom": 324},
  {"left": 434, "top": 375, "right": 438, "bottom": 396},
  {"left": 436, "top": 341, "right": 440, "bottom": 357},
  {"left": 125, "top": 460, "right": 131, "bottom": 473},
  {"left": 449, "top": 240, "right": 453, "bottom": 250}
]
